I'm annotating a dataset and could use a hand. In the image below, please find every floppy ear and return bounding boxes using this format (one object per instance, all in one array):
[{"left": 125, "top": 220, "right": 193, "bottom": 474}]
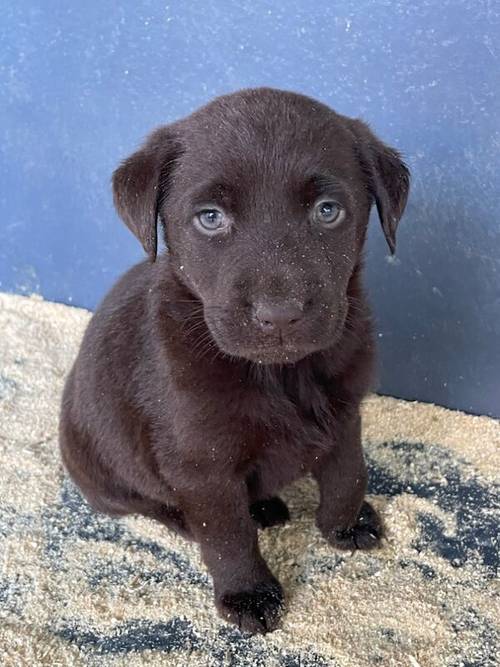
[
  {"left": 349, "top": 119, "right": 410, "bottom": 254},
  {"left": 112, "top": 126, "right": 180, "bottom": 261}
]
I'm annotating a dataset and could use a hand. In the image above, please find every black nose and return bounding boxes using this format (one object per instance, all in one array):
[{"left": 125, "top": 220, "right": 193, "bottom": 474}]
[{"left": 253, "top": 302, "right": 304, "bottom": 332}]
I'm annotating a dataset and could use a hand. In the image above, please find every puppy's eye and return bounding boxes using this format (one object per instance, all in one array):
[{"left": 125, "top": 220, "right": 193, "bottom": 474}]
[
  {"left": 313, "top": 200, "right": 345, "bottom": 227},
  {"left": 195, "top": 209, "right": 227, "bottom": 234}
]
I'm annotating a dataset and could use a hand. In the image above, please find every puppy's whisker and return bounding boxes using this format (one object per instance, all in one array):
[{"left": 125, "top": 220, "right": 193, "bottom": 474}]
[
  {"left": 191, "top": 329, "right": 219, "bottom": 361},
  {"left": 182, "top": 319, "right": 209, "bottom": 338},
  {"left": 197, "top": 340, "right": 220, "bottom": 363}
]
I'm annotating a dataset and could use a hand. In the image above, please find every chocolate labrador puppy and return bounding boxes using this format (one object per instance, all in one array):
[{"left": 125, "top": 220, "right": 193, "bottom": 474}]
[{"left": 60, "top": 87, "right": 409, "bottom": 633}]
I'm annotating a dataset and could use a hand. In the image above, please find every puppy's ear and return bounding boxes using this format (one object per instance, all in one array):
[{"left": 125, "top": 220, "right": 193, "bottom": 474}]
[
  {"left": 349, "top": 119, "right": 410, "bottom": 254},
  {"left": 112, "top": 126, "right": 180, "bottom": 261}
]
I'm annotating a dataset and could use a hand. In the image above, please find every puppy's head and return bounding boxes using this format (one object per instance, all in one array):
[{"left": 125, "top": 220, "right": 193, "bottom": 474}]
[{"left": 113, "top": 88, "right": 409, "bottom": 364}]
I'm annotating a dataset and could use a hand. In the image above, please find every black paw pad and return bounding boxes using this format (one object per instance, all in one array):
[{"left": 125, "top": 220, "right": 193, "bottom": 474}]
[
  {"left": 249, "top": 497, "right": 290, "bottom": 528},
  {"left": 329, "top": 501, "right": 383, "bottom": 551},
  {"left": 218, "top": 580, "right": 284, "bottom": 634}
]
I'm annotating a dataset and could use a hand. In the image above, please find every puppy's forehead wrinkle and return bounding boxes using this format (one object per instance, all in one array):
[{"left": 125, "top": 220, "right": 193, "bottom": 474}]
[
  {"left": 187, "top": 179, "right": 234, "bottom": 209},
  {"left": 307, "top": 173, "right": 345, "bottom": 196},
  {"left": 177, "top": 145, "right": 360, "bottom": 224}
]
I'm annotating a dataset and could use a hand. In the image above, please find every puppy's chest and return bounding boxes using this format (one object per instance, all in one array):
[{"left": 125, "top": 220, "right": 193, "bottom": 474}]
[{"left": 243, "top": 367, "right": 335, "bottom": 465}]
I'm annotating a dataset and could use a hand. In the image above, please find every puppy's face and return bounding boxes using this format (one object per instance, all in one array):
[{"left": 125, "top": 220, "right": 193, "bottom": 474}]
[{"left": 113, "top": 88, "right": 409, "bottom": 364}]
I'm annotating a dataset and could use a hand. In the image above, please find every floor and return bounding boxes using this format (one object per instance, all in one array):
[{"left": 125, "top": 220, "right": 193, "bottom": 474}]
[{"left": 0, "top": 292, "right": 498, "bottom": 666}]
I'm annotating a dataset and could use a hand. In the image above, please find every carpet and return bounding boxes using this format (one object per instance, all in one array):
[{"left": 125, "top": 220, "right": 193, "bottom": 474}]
[{"left": 0, "top": 292, "right": 498, "bottom": 666}]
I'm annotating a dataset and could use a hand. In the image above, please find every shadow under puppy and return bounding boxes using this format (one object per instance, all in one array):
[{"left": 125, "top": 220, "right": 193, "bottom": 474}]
[{"left": 60, "top": 87, "right": 410, "bottom": 633}]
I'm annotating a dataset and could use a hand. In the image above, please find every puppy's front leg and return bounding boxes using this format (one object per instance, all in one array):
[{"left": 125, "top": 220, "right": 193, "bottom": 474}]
[
  {"left": 313, "top": 412, "right": 383, "bottom": 550},
  {"left": 180, "top": 478, "right": 283, "bottom": 633}
]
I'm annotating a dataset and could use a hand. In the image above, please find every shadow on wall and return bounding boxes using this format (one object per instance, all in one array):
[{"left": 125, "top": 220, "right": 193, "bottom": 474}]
[{"left": 367, "top": 165, "right": 500, "bottom": 417}]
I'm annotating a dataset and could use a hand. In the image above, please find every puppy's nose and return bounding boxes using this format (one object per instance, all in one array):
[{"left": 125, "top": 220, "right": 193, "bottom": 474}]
[{"left": 253, "top": 302, "right": 303, "bottom": 332}]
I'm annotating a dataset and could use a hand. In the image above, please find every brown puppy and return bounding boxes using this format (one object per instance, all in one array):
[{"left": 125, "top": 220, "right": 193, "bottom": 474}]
[{"left": 59, "top": 87, "right": 410, "bottom": 634}]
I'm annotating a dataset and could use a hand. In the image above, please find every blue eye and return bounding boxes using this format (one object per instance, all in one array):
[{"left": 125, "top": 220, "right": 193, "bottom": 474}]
[
  {"left": 314, "top": 200, "right": 345, "bottom": 227},
  {"left": 195, "top": 209, "right": 228, "bottom": 233}
]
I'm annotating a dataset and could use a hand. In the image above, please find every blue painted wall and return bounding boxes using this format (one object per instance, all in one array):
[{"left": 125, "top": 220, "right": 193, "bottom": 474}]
[{"left": 1, "top": 1, "right": 499, "bottom": 416}]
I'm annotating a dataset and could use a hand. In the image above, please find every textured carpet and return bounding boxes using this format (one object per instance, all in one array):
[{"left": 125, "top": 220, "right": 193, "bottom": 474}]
[{"left": 0, "top": 291, "right": 498, "bottom": 667}]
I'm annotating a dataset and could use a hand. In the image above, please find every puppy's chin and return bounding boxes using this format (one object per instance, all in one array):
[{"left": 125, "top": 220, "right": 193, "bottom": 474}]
[
  {"left": 212, "top": 331, "right": 342, "bottom": 365},
  {"left": 232, "top": 345, "right": 315, "bottom": 365}
]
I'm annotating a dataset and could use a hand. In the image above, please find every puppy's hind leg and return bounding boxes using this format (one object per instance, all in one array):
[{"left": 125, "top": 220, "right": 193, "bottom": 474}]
[
  {"left": 140, "top": 500, "right": 193, "bottom": 539},
  {"left": 249, "top": 497, "right": 290, "bottom": 529},
  {"left": 246, "top": 472, "right": 290, "bottom": 529},
  {"left": 91, "top": 490, "right": 193, "bottom": 540},
  {"left": 60, "top": 410, "right": 192, "bottom": 539}
]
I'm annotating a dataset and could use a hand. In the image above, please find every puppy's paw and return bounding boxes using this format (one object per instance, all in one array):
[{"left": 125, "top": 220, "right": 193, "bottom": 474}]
[
  {"left": 217, "top": 579, "right": 284, "bottom": 634},
  {"left": 325, "top": 501, "right": 383, "bottom": 551},
  {"left": 249, "top": 497, "right": 290, "bottom": 528}
]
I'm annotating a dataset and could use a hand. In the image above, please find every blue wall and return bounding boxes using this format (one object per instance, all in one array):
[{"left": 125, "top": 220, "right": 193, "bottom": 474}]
[{"left": 1, "top": 1, "right": 499, "bottom": 416}]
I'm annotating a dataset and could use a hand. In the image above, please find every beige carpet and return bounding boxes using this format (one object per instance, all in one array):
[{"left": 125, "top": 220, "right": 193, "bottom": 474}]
[{"left": 0, "top": 291, "right": 498, "bottom": 667}]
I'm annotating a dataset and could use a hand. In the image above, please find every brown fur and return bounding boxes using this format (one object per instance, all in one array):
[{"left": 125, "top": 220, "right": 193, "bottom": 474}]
[{"left": 59, "top": 87, "right": 410, "bottom": 633}]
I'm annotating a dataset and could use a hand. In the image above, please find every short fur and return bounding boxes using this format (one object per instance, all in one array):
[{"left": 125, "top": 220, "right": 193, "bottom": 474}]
[{"left": 60, "top": 87, "right": 410, "bottom": 633}]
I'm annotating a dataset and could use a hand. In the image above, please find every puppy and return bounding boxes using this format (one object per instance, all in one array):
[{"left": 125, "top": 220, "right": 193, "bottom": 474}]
[{"left": 59, "top": 87, "right": 409, "bottom": 634}]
